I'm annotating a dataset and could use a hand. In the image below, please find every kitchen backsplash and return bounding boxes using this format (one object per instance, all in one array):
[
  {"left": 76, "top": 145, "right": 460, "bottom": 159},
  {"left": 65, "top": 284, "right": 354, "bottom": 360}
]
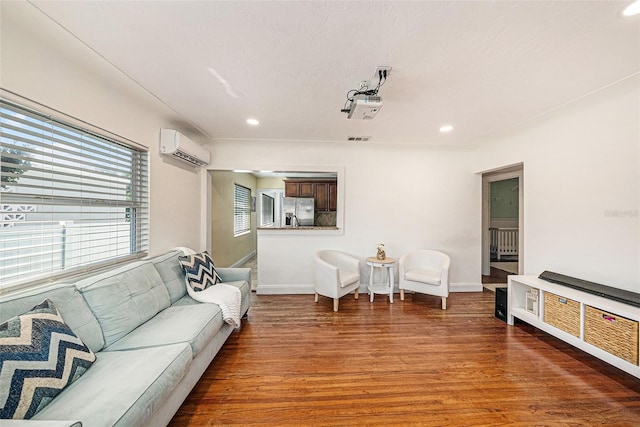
[{"left": 315, "top": 211, "right": 337, "bottom": 227}]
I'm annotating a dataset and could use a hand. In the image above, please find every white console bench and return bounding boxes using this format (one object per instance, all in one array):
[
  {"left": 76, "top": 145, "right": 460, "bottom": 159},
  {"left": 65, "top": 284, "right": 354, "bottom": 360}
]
[{"left": 507, "top": 275, "right": 640, "bottom": 379}]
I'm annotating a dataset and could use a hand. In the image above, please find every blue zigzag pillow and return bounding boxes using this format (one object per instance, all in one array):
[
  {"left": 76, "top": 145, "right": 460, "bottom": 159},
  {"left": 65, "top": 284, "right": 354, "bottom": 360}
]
[
  {"left": 178, "top": 251, "right": 222, "bottom": 292},
  {"left": 0, "top": 299, "right": 96, "bottom": 419}
]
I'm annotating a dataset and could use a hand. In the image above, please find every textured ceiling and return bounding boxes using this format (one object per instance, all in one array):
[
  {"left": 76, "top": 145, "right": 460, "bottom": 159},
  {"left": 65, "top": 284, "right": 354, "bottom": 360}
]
[{"left": 25, "top": 1, "right": 640, "bottom": 145}]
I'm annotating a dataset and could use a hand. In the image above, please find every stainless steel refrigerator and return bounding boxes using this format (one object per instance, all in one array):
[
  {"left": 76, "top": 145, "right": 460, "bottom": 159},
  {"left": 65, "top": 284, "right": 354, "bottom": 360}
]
[{"left": 282, "top": 197, "right": 315, "bottom": 226}]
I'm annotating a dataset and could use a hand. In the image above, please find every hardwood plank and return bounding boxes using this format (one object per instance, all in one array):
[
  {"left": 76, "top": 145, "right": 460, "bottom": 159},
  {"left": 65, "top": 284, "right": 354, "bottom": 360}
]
[{"left": 169, "top": 290, "right": 640, "bottom": 426}]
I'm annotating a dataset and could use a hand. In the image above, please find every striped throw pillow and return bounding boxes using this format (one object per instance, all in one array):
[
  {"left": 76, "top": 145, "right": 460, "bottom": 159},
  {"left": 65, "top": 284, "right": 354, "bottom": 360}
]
[
  {"left": 178, "top": 251, "right": 222, "bottom": 292},
  {"left": 0, "top": 299, "right": 96, "bottom": 419}
]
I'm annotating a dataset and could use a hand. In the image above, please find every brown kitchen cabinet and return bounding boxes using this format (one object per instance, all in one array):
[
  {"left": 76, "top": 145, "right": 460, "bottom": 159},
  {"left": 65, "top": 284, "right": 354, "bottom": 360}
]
[
  {"left": 299, "top": 182, "right": 314, "bottom": 197},
  {"left": 328, "top": 182, "right": 337, "bottom": 211},
  {"left": 285, "top": 181, "right": 300, "bottom": 197},
  {"left": 284, "top": 179, "right": 337, "bottom": 212},
  {"left": 315, "top": 183, "right": 328, "bottom": 211},
  {"left": 313, "top": 182, "right": 337, "bottom": 212}
]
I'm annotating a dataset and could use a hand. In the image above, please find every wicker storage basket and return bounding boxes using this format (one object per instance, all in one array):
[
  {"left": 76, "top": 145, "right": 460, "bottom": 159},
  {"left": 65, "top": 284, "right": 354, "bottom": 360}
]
[
  {"left": 544, "top": 292, "right": 580, "bottom": 337},
  {"left": 584, "top": 306, "right": 639, "bottom": 365}
]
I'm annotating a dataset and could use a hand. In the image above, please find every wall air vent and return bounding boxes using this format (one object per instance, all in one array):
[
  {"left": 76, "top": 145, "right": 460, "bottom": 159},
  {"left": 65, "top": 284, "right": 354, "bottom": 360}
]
[{"left": 347, "top": 136, "right": 372, "bottom": 142}]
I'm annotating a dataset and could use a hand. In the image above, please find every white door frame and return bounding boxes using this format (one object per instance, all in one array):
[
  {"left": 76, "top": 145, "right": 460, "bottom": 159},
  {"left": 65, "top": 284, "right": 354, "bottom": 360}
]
[{"left": 481, "top": 165, "right": 524, "bottom": 276}]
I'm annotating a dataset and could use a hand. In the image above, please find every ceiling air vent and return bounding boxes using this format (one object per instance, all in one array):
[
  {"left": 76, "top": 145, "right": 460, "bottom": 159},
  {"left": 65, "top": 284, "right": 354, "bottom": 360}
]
[{"left": 347, "top": 136, "right": 371, "bottom": 142}]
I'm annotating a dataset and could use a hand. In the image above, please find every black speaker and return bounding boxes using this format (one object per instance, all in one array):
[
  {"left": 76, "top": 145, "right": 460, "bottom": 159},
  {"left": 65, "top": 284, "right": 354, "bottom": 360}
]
[{"left": 495, "top": 287, "right": 508, "bottom": 322}]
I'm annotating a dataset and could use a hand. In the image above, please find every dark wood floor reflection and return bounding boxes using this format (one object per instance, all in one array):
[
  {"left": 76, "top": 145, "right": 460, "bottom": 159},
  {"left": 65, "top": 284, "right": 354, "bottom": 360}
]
[
  {"left": 482, "top": 266, "right": 512, "bottom": 284},
  {"left": 169, "top": 290, "right": 640, "bottom": 426}
]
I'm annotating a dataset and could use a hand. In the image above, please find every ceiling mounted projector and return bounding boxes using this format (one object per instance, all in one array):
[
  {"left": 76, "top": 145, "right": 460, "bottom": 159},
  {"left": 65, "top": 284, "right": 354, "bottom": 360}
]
[
  {"left": 347, "top": 95, "right": 383, "bottom": 120},
  {"left": 341, "top": 66, "right": 390, "bottom": 120}
]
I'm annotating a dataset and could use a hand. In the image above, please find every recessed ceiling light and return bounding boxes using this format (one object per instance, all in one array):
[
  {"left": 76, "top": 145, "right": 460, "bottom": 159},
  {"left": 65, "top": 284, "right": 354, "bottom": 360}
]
[
  {"left": 439, "top": 125, "right": 454, "bottom": 133},
  {"left": 246, "top": 118, "right": 260, "bottom": 126},
  {"left": 623, "top": 0, "right": 640, "bottom": 16}
]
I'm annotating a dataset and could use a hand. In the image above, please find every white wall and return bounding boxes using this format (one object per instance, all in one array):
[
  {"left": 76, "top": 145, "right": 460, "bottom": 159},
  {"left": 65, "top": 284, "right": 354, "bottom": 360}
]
[
  {"left": 5, "top": 1, "right": 636, "bottom": 295},
  {"left": 210, "top": 171, "right": 257, "bottom": 267},
  {"left": 208, "top": 76, "right": 639, "bottom": 295},
  {"left": 1, "top": 2, "right": 206, "bottom": 256},
  {"left": 474, "top": 75, "right": 639, "bottom": 292},
  {"left": 208, "top": 141, "right": 482, "bottom": 292}
]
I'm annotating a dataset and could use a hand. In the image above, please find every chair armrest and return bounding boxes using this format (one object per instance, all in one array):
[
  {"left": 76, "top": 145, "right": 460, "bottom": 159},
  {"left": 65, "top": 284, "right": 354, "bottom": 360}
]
[
  {"left": 217, "top": 267, "right": 251, "bottom": 287},
  {"left": 440, "top": 265, "right": 450, "bottom": 288}
]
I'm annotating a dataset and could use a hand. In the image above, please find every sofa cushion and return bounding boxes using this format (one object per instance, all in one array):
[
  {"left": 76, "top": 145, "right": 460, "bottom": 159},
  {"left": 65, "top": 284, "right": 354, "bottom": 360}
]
[
  {"left": 0, "top": 284, "right": 104, "bottom": 353},
  {"left": 33, "top": 344, "right": 192, "bottom": 427},
  {"left": 75, "top": 261, "right": 171, "bottom": 348},
  {"left": 405, "top": 268, "right": 441, "bottom": 286},
  {"left": 178, "top": 251, "right": 221, "bottom": 292},
  {"left": 104, "top": 303, "right": 224, "bottom": 357},
  {"left": 150, "top": 251, "right": 187, "bottom": 304},
  {"left": 0, "top": 299, "right": 96, "bottom": 420}
]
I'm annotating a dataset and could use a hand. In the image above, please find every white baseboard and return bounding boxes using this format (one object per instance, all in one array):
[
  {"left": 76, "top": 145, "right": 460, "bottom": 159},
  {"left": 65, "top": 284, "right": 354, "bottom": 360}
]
[
  {"left": 450, "top": 282, "right": 483, "bottom": 292},
  {"left": 256, "top": 283, "right": 315, "bottom": 295},
  {"left": 256, "top": 282, "right": 483, "bottom": 295},
  {"left": 230, "top": 251, "right": 256, "bottom": 268}
]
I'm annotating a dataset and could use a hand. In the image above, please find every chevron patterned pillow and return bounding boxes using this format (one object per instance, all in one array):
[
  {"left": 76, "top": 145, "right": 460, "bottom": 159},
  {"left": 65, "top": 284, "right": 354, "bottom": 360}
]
[
  {"left": 179, "top": 251, "right": 222, "bottom": 292},
  {"left": 0, "top": 298, "right": 96, "bottom": 419}
]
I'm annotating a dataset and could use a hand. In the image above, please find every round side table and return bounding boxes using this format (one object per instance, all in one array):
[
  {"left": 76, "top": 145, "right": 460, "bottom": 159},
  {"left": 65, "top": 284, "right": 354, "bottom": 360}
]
[{"left": 366, "top": 256, "right": 397, "bottom": 303}]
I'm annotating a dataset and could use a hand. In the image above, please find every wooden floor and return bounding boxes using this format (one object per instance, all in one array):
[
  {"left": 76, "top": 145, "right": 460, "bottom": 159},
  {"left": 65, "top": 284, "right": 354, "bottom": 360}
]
[
  {"left": 169, "top": 290, "right": 640, "bottom": 426},
  {"left": 481, "top": 266, "right": 511, "bottom": 284}
]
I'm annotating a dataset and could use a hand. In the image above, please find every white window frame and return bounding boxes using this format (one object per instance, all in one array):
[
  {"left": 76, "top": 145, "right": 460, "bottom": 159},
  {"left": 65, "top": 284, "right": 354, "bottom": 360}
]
[{"left": 0, "top": 98, "right": 149, "bottom": 291}]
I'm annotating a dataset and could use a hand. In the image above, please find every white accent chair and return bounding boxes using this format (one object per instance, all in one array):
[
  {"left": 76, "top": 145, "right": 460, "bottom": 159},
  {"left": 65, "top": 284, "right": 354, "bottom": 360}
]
[
  {"left": 399, "top": 250, "right": 450, "bottom": 309},
  {"left": 314, "top": 250, "right": 361, "bottom": 312}
]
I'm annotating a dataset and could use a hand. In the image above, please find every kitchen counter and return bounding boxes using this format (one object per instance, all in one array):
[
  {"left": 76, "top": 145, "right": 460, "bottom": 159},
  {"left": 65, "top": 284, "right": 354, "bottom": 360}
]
[{"left": 256, "top": 225, "right": 344, "bottom": 295}]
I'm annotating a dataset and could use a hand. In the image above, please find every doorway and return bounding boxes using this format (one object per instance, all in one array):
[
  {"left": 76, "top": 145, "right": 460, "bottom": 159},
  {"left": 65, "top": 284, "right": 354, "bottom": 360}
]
[{"left": 481, "top": 165, "right": 523, "bottom": 285}]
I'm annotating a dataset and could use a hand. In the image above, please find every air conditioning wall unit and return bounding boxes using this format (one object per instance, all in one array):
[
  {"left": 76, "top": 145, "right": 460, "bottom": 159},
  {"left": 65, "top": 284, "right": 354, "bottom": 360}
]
[
  {"left": 159, "top": 129, "right": 211, "bottom": 167},
  {"left": 347, "top": 95, "right": 383, "bottom": 120}
]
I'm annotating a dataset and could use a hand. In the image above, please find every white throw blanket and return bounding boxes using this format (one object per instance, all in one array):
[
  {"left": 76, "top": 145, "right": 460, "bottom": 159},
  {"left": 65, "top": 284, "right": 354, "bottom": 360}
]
[{"left": 186, "top": 281, "right": 242, "bottom": 328}]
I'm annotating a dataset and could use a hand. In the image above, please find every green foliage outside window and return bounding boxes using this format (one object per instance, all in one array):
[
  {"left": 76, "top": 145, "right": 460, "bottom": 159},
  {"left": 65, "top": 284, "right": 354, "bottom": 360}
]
[{"left": 0, "top": 147, "right": 31, "bottom": 189}]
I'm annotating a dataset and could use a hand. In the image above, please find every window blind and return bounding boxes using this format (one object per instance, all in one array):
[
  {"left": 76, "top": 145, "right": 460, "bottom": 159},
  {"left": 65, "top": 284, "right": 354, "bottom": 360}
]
[
  {"left": 0, "top": 99, "right": 149, "bottom": 289},
  {"left": 234, "top": 184, "right": 251, "bottom": 236}
]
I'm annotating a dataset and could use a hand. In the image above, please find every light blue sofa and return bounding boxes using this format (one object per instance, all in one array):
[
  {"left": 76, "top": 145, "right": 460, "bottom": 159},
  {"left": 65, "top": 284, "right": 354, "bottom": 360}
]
[{"left": 0, "top": 249, "right": 251, "bottom": 427}]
